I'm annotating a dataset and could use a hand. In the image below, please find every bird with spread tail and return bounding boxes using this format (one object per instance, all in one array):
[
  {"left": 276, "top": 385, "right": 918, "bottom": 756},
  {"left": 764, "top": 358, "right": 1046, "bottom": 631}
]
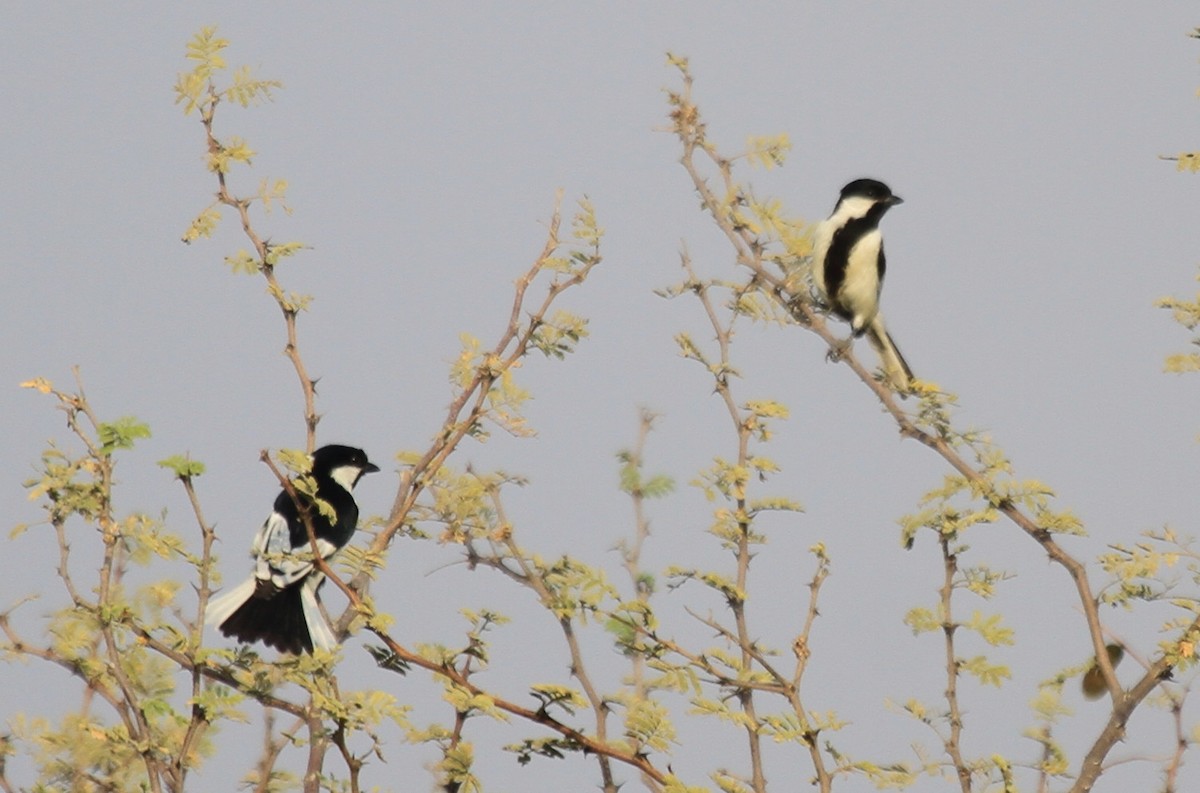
[{"left": 206, "top": 444, "right": 379, "bottom": 654}]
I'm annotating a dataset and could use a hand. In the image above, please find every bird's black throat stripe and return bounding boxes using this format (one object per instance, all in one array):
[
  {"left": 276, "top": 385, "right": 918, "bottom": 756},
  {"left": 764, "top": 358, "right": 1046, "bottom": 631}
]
[{"left": 822, "top": 206, "right": 889, "bottom": 332}]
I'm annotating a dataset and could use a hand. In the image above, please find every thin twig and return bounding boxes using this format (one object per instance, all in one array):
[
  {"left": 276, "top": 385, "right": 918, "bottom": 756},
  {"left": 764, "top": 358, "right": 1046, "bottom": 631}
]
[
  {"left": 667, "top": 63, "right": 1184, "bottom": 793},
  {"left": 487, "top": 487, "right": 620, "bottom": 793},
  {"left": 259, "top": 452, "right": 665, "bottom": 785},
  {"left": 253, "top": 712, "right": 301, "bottom": 793},
  {"left": 680, "top": 251, "right": 766, "bottom": 793},
  {"left": 174, "top": 472, "right": 217, "bottom": 788},
  {"left": 937, "top": 535, "right": 971, "bottom": 793},
  {"left": 198, "top": 87, "right": 319, "bottom": 451}
]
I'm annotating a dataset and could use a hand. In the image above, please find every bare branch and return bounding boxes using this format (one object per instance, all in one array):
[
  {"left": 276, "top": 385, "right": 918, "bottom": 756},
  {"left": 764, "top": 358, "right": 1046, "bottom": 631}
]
[
  {"left": 197, "top": 84, "right": 319, "bottom": 450},
  {"left": 938, "top": 535, "right": 971, "bottom": 793}
]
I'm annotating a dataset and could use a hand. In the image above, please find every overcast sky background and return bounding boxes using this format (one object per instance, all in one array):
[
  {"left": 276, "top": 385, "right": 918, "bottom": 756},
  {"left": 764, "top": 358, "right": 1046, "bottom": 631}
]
[{"left": 4, "top": 4, "right": 1200, "bottom": 791}]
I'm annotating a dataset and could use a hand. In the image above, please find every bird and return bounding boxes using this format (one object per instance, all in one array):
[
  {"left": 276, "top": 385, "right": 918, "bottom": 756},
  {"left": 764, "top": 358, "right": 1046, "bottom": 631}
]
[
  {"left": 812, "top": 178, "right": 915, "bottom": 391},
  {"left": 206, "top": 444, "right": 380, "bottom": 654},
  {"left": 1081, "top": 643, "right": 1124, "bottom": 700}
]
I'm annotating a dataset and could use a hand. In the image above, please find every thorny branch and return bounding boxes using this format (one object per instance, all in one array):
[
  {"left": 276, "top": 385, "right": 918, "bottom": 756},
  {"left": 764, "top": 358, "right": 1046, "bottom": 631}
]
[
  {"left": 483, "top": 482, "right": 621, "bottom": 793},
  {"left": 670, "top": 251, "right": 833, "bottom": 791},
  {"left": 13, "top": 34, "right": 621, "bottom": 793},
  {"left": 938, "top": 535, "right": 971, "bottom": 793},
  {"left": 367, "top": 191, "right": 600, "bottom": 559},
  {"left": 198, "top": 85, "right": 320, "bottom": 452},
  {"left": 667, "top": 59, "right": 1188, "bottom": 793},
  {"left": 616, "top": 407, "right": 660, "bottom": 784},
  {"left": 260, "top": 451, "right": 670, "bottom": 787},
  {"left": 682, "top": 253, "right": 765, "bottom": 793},
  {"left": 193, "top": 83, "right": 366, "bottom": 793},
  {"left": 173, "top": 471, "right": 217, "bottom": 788}
]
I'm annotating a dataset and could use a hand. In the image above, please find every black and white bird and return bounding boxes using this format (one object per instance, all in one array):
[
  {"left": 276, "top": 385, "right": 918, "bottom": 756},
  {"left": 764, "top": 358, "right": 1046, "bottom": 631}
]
[
  {"left": 812, "top": 178, "right": 914, "bottom": 390},
  {"left": 206, "top": 444, "right": 379, "bottom": 654}
]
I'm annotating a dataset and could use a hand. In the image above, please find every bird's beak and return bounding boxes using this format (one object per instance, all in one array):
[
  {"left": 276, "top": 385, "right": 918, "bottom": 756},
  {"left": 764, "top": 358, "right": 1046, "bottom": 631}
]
[
  {"left": 889, "top": 195, "right": 904, "bottom": 206},
  {"left": 363, "top": 462, "right": 381, "bottom": 475}
]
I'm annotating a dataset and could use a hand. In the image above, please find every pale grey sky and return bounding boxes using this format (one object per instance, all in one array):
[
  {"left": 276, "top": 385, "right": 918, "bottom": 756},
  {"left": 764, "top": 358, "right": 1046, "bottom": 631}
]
[{"left": 4, "top": 4, "right": 1200, "bottom": 791}]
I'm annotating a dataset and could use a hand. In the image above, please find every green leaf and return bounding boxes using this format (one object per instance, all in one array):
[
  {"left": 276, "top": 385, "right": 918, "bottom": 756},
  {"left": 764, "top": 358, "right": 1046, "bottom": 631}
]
[
  {"left": 966, "top": 611, "right": 1015, "bottom": 647},
  {"left": 504, "top": 736, "right": 583, "bottom": 766},
  {"left": 529, "top": 684, "right": 587, "bottom": 715},
  {"left": 903, "top": 607, "right": 940, "bottom": 635},
  {"left": 97, "top": 416, "right": 151, "bottom": 453},
  {"left": 625, "top": 698, "right": 676, "bottom": 753},
  {"left": 276, "top": 448, "right": 312, "bottom": 475},
  {"left": 263, "top": 240, "right": 307, "bottom": 266},
  {"left": 641, "top": 473, "right": 676, "bottom": 498},
  {"left": 224, "top": 64, "right": 282, "bottom": 107},
  {"left": 180, "top": 205, "right": 221, "bottom": 243},
  {"left": 960, "top": 655, "right": 1011, "bottom": 687},
  {"left": 157, "top": 455, "right": 206, "bottom": 479},
  {"left": 745, "top": 134, "right": 791, "bottom": 169}
]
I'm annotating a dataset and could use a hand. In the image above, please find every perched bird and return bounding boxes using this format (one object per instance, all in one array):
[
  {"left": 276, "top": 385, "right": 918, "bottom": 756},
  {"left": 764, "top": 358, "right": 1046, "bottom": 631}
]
[
  {"left": 206, "top": 444, "right": 379, "bottom": 654},
  {"left": 812, "top": 178, "right": 915, "bottom": 390},
  {"left": 1081, "top": 643, "right": 1124, "bottom": 700}
]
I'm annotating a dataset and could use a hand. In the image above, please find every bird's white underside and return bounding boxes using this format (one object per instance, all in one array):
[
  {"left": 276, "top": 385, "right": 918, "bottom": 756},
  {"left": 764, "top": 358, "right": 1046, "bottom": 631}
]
[{"left": 813, "top": 195, "right": 884, "bottom": 333}]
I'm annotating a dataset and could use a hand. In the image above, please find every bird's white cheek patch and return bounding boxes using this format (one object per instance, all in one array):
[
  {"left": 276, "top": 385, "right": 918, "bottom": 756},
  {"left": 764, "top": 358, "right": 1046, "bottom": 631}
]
[
  {"left": 330, "top": 465, "right": 362, "bottom": 492},
  {"left": 833, "top": 196, "right": 878, "bottom": 222}
]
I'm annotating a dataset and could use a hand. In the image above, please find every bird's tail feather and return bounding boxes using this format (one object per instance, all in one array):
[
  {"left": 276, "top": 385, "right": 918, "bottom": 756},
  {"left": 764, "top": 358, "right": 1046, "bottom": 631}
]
[
  {"left": 301, "top": 582, "right": 337, "bottom": 652},
  {"left": 204, "top": 578, "right": 256, "bottom": 628},
  {"left": 207, "top": 576, "right": 335, "bottom": 655},
  {"left": 865, "top": 316, "right": 914, "bottom": 391}
]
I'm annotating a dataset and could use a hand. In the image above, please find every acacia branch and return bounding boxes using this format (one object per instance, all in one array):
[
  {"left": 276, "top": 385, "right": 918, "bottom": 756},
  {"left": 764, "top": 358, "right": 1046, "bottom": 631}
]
[
  {"left": 679, "top": 251, "right": 767, "bottom": 793},
  {"left": 485, "top": 484, "right": 620, "bottom": 793},
  {"left": 175, "top": 472, "right": 217, "bottom": 784},
  {"left": 937, "top": 535, "right": 971, "bottom": 793},
  {"left": 668, "top": 62, "right": 1184, "bottom": 793},
  {"left": 365, "top": 192, "right": 599, "bottom": 570},
  {"left": 257, "top": 452, "right": 665, "bottom": 785},
  {"left": 617, "top": 408, "right": 660, "bottom": 781},
  {"left": 329, "top": 721, "right": 362, "bottom": 793},
  {"left": 252, "top": 712, "right": 301, "bottom": 793},
  {"left": 787, "top": 552, "right": 833, "bottom": 793},
  {"left": 0, "top": 611, "right": 127, "bottom": 719},
  {"left": 63, "top": 374, "right": 165, "bottom": 791},
  {"left": 124, "top": 621, "right": 307, "bottom": 718},
  {"left": 198, "top": 86, "right": 319, "bottom": 451},
  {"left": 1162, "top": 687, "right": 1189, "bottom": 793},
  {"left": 302, "top": 713, "right": 327, "bottom": 793}
]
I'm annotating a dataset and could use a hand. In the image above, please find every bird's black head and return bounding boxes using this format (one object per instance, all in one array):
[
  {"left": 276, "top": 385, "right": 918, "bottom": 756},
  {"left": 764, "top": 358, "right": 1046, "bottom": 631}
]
[
  {"left": 311, "top": 444, "right": 380, "bottom": 491},
  {"left": 838, "top": 178, "right": 903, "bottom": 209}
]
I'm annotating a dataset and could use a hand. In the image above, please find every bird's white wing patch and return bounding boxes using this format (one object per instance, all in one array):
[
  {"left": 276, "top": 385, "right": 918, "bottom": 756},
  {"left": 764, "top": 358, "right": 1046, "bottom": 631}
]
[{"left": 251, "top": 511, "right": 338, "bottom": 590}]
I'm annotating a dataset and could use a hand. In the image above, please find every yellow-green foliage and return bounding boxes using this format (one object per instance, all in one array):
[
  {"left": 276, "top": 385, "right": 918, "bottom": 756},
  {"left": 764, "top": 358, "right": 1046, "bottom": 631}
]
[
  {"left": 625, "top": 698, "right": 676, "bottom": 754},
  {"left": 13, "top": 380, "right": 230, "bottom": 788},
  {"left": 173, "top": 27, "right": 280, "bottom": 116},
  {"left": 1159, "top": 279, "right": 1200, "bottom": 373}
]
